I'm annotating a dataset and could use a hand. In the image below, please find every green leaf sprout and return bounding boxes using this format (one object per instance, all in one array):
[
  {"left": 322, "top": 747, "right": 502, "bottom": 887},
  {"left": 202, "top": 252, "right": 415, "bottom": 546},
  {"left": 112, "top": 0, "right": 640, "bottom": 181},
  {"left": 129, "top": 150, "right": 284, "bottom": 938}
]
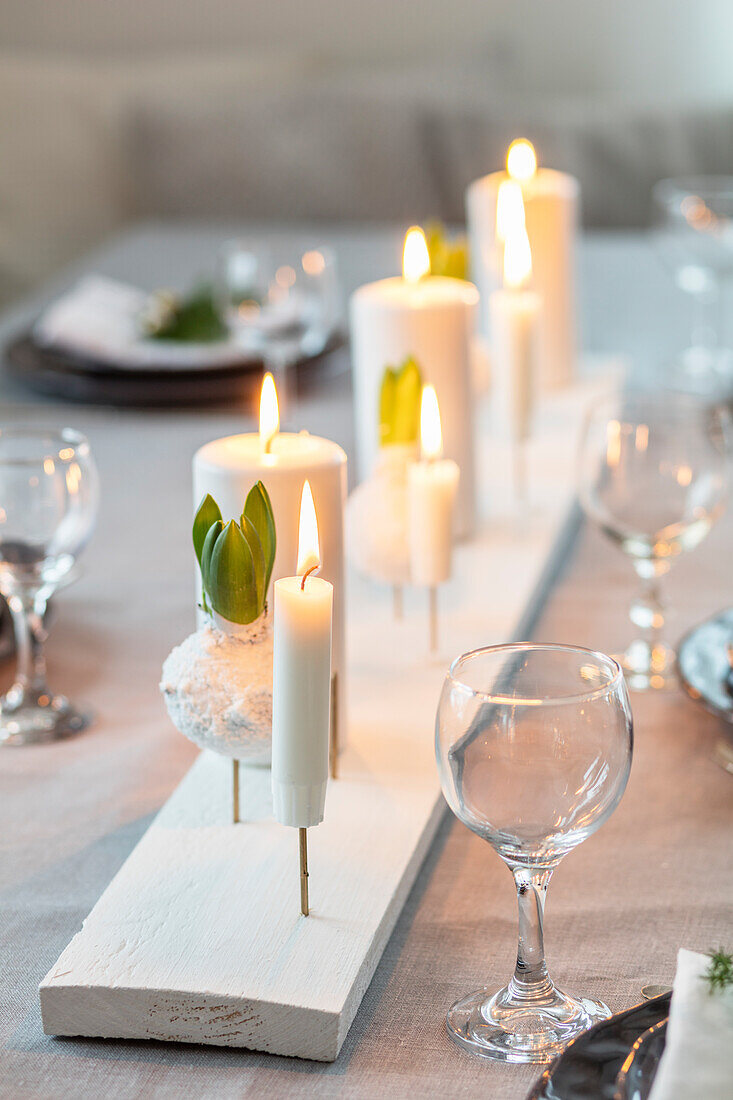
[
  {"left": 379, "top": 356, "right": 422, "bottom": 447},
  {"left": 192, "top": 481, "right": 277, "bottom": 625}
]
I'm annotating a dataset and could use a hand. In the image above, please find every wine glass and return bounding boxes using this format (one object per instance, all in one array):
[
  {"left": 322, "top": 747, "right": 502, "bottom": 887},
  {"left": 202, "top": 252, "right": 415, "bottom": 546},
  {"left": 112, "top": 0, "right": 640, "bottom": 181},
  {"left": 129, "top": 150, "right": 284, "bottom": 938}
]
[
  {"left": 578, "top": 391, "right": 729, "bottom": 691},
  {"left": 436, "top": 642, "right": 633, "bottom": 1064},
  {"left": 217, "top": 240, "right": 339, "bottom": 415},
  {"left": 653, "top": 177, "right": 733, "bottom": 389},
  {"left": 0, "top": 427, "right": 99, "bottom": 745}
]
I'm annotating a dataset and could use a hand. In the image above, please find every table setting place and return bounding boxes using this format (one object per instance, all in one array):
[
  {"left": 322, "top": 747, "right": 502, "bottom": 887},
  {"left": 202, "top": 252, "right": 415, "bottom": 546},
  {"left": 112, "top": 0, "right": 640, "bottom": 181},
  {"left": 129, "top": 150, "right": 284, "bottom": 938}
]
[{"left": 2, "top": 136, "right": 733, "bottom": 1100}]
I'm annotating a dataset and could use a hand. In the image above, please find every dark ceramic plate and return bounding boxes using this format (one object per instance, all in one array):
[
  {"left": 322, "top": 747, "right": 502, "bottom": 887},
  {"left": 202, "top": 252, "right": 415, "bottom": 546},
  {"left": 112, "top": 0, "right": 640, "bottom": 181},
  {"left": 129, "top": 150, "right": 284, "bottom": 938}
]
[
  {"left": 677, "top": 608, "right": 733, "bottom": 724},
  {"left": 526, "top": 993, "right": 670, "bottom": 1100},
  {"left": 613, "top": 1019, "right": 667, "bottom": 1100},
  {"left": 5, "top": 330, "right": 345, "bottom": 407}
]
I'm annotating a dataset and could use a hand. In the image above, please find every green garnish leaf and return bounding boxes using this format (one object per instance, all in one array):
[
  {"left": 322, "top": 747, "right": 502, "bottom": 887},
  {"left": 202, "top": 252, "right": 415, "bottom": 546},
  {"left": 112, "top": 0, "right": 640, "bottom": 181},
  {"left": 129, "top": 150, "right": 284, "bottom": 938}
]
[
  {"left": 144, "top": 285, "right": 228, "bottom": 343},
  {"left": 204, "top": 520, "right": 258, "bottom": 624},
  {"left": 704, "top": 948, "right": 733, "bottom": 994},
  {"left": 244, "top": 481, "right": 277, "bottom": 593},
  {"left": 193, "top": 494, "right": 223, "bottom": 567},
  {"left": 379, "top": 356, "right": 422, "bottom": 446}
]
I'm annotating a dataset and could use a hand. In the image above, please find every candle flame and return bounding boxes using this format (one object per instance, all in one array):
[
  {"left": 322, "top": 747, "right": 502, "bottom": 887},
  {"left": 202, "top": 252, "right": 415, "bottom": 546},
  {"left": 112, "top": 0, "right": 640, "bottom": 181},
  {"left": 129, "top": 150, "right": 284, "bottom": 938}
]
[
  {"left": 259, "top": 372, "right": 279, "bottom": 454},
  {"left": 402, "top": 226, "right": 430, "bottom": 284},
  {"left": 420, "top": 384, "right": 443, "bottom": 461},
  {"left": 503, "top": 224, "right": 533, "bottom": 290},
  {"left": 506, "top": 138, "right": 537, "bottom": 182},
  {"left": 297, "top": 479, "right": 321, "bottom": 578},
  {"left": 495, "top": 179, "right": 526, "bottom": 244}
]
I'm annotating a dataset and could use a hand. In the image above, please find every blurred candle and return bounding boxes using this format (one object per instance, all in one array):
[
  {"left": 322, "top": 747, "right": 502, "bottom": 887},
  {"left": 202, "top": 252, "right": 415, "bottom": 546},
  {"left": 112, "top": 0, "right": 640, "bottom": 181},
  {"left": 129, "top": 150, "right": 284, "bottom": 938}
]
[
  {"left": 271, "top": 481, "right": 333, "bottom": 829},
  {"left": 407, "top": 386, "right": 459, "bottom": 586},
  {"left": 466, "top": 137, "right": 578, "bottom": 390},
  {"left": 350, "top": 226, "right": 478, "bottom": 536},
  {"left": 489, "top": 194, "right": 540, "bottom": 501}
]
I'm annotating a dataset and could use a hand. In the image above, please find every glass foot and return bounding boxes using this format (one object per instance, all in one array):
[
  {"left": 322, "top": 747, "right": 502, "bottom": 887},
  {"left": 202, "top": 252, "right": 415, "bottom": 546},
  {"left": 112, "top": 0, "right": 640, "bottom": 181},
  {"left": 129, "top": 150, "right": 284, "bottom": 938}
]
[
  {"left": 616, "top": 640, "right": 677, "bottom": 693},
  {"left": 446, "top": 984, "right": 610, "bottom": 1064},
  {"left": 0, "top": 688, "right": 91, "bottom": 746}
]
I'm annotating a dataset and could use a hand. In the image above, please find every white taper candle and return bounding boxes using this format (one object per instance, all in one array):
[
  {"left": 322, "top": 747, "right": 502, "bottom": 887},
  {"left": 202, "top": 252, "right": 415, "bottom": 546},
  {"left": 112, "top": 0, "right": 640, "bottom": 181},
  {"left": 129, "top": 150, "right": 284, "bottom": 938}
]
[
  {"left": 407, "top": 386, "right": 459, "bottom": 587},
  {"left": 271, "top": 482, "right": 333, "bottom": 829}
]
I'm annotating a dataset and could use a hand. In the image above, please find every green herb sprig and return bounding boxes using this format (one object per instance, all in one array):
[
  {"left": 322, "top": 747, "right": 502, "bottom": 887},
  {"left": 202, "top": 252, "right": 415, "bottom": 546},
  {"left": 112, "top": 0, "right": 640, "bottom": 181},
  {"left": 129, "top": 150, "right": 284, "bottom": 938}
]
[
  {"left": 143, "top": 286, "right": 228, "bottom": 343},
  {"left": 704, "top": 948, "right": 733, "bottom": 994},
  {"left": 193, "top": 482, "right": 276, "bottom": 625}
]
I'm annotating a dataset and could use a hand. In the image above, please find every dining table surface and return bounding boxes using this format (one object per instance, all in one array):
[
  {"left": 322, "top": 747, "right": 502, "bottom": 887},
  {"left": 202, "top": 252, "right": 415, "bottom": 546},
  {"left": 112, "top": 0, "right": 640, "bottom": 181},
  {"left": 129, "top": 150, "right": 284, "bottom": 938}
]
[{"left": 0, "top": 221, "right": 731, "bottom": 1100}]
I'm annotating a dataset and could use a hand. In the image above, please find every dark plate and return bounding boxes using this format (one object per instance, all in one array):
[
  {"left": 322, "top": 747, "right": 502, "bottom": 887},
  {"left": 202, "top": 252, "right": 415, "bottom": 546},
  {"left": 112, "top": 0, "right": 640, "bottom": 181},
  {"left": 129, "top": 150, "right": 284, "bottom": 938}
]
[
  {"left": 526, "top": 993, "right": 671, "bottom": 1100},
  {"left": 613, "top": 1019, "right": 667, "bottom": 1100},
  {"left": 5, "top": 330, "right": 345, "bottom": 408},
  {"left": 677, "top": 608, "right": 733, "bottom": 724}
]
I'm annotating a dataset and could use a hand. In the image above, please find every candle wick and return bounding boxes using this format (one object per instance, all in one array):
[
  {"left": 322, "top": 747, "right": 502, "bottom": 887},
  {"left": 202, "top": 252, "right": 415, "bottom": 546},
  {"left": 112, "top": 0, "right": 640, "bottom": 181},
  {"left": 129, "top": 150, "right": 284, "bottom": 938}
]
[{"left": 300, "top": 565, "right": 318, "bottom": 591}]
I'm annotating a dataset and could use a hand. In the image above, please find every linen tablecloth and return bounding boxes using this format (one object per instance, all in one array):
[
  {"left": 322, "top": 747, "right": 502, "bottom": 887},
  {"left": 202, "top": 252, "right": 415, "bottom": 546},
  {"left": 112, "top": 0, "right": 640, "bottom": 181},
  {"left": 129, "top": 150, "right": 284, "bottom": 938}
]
[{"left": 0, "top": 226, "right": 731, "bottom": 1098}]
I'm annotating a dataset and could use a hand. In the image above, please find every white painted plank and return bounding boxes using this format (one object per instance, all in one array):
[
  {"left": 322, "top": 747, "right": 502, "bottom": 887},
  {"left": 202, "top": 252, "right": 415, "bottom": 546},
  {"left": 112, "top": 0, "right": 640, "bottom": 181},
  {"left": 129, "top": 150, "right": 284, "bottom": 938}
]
[{"left": 39, "top": 374, "right": 616, "bottom": 1061}]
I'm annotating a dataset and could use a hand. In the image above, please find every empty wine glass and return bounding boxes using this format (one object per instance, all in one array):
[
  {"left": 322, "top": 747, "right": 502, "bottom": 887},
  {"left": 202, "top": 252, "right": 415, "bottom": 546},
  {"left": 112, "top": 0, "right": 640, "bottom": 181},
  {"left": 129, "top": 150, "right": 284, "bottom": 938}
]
[
  {"left": 217, "top": 240, "right": 339, "bottom": 414},
  {"left": 436, "top": 643, "right": 633, "bottom": 1064},
  {"left": 653, "top": 177, "right": 733, "bottom": 388},
  {"left": 0, "top": 427, "right": 99, "bottom": 745},
  {"left": 578, "top": 392, "right": 729, "bottom": 690}
]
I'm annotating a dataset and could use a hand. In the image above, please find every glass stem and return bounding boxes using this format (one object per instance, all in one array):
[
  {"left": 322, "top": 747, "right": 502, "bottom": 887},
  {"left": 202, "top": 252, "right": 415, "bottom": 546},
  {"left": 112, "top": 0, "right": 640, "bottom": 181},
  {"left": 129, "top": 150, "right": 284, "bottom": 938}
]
[
  {"left": 630, "top": 571, "right": 666, "bottom": 653},
  {"left": 508, "top": 867, "right": 554, "bottom": 1002},
  {"left": 7, "top": 591, "right": 49, "bottom": 699}
]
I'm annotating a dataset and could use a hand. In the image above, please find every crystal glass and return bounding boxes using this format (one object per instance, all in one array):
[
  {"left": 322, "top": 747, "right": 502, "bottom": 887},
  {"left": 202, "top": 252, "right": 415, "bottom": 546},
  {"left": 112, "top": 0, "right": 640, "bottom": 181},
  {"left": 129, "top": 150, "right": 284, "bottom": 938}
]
[
  {"left": 216, "top": 241, "right": 339, "bottom": 412},
  {"left": 0, "top": 427, "right": 99, "bottom": 745},
  {"left": 653, "top": 177, "right": 733, "bottom": 388},
  {"left": 436, "top": 643, "right": 633, "bottom": 1063},
  {"left": 578, "top": 392, "right": 728, "bottom": 690}
]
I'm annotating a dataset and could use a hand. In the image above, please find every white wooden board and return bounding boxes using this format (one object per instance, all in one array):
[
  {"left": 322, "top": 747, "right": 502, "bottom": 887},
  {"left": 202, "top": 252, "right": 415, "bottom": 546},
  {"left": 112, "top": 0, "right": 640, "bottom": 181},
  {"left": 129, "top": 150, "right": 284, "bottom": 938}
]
[{"left": 40, "top": 373, "right": 617, "bottom": 1061}]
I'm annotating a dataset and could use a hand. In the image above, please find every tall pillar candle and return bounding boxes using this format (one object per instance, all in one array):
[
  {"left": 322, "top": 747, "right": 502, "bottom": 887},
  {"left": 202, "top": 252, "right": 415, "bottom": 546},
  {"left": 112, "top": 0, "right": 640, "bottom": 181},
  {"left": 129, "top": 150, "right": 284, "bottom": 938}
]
[
  {"left": 193, "top": 379, "right": 347, "bottom": 749},
  {"left": 350, "top": 227, "right": 478, "bottom": 538},
  {"left": 466, "top": 139, "right": 578, "bottom": 391}
]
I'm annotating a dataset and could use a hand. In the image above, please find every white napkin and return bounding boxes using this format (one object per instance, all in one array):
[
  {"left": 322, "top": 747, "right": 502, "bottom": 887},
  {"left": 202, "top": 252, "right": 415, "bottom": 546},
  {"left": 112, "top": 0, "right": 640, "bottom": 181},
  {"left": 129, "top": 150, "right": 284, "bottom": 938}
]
[
  {"left": 34, "top": 275, "right": 238, "bottom": 371},
  {"left": 649, "top": 948, "right": 733, "bottom": 1100}
]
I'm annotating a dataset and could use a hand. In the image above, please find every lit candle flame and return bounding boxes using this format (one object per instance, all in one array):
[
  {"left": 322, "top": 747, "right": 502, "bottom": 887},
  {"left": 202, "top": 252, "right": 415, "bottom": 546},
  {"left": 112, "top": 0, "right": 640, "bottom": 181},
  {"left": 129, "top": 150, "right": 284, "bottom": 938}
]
[
  {"left": 503, "top": 224, "right": 533, "bottom": 290},
  {"left": 496, "top": 179, "right": 526, "bottom": 243},
  {"left": 420, "top": 384, "right": 443, "bottom": 461},
  {"left": 259, "top": 372, "right": 279, "bottom": 454},
  {"left": 297, "top": 479, "right": 321, "bottom": 579},
  {"left": 402, "top": 226, "right": 430, "bottom": 284},
  {"left": 506, "top": 138, "right": 537, "bottom": 182}
]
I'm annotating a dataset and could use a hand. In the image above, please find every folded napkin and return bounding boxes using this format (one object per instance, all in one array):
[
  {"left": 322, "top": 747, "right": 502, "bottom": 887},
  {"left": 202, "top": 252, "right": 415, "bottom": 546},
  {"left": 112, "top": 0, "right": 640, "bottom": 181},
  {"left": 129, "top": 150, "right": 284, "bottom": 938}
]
[
  {"left": 649, "top": 948, "right": 733, "bottom": 1100},
  {"left": 35, "top": 275, "right": 238, "bottom": 371}
]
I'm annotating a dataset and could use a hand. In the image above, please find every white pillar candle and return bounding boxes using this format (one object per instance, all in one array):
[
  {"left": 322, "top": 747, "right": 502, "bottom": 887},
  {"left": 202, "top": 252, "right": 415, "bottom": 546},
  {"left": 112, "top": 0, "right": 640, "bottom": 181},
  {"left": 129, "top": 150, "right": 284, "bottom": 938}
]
[
  {"left": 466, "top": 138, "right": 578, "bottom": 391},
  {"left": 488, "top": 216, "right": 540, "bottom": 445},
  {"left": 272, "top": 482, "right": 333, "bottom": 828},
  {"left": 192, "top": 376, "right": 347, "bottom": 745},
  {"left": 407, "top": 386, "right": 459, "bottom": 586},
  {"left": 350, "top": 227, "right": 478, "bottom": 538}
]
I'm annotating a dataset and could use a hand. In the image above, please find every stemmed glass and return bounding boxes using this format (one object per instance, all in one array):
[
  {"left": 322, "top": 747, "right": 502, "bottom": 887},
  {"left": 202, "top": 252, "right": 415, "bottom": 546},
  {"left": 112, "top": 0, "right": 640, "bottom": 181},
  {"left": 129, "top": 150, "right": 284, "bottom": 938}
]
[
  {"left": 436, "top": 643, "right": 633, "bottom": 1064},
  {"left": 0, "top": 427, "right": 99, "bottom": 745},
  {"left": 578, "top": 392, "right": 728, "bottom": 690},
  {"left": 217, "top": 241, "right": 339, "bottom": 415},
  {"left": 653, "top": 177, "right": 733, "bottom": 389}
]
